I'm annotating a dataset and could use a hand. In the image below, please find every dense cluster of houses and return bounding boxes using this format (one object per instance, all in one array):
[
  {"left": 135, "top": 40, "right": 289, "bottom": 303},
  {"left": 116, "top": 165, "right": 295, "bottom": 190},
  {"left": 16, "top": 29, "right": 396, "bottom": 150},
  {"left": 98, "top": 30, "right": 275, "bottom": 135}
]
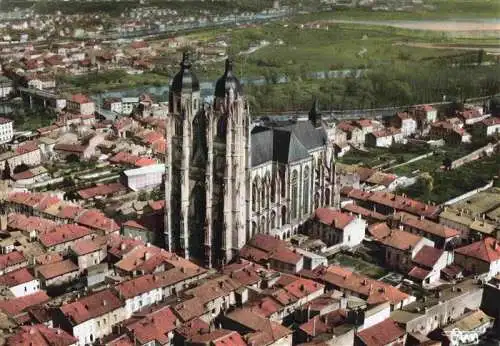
[
  {"left": 333, "top": 103, "right": 499, "bottom": 156},
  {"left": 0, "top": 182, "right": 498, "bottom": 345}
]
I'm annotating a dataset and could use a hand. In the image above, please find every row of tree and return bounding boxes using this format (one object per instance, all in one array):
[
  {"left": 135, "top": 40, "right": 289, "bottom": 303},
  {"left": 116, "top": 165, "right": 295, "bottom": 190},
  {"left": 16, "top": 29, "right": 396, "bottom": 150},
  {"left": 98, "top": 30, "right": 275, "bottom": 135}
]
[{"left": 245, "top": 64, "right": 500, "bottom": 113}]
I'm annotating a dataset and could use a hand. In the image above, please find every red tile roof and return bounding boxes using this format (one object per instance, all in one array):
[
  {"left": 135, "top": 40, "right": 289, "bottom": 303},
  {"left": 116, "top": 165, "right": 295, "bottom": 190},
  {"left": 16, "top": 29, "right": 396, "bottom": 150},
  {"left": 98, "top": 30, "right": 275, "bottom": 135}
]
[
  {"left": 71, "top": 237, "right": 106, "bottom": 256},
  {"left": 184, "top": 276, "right": 241, "bottom": 305},
  {"left": 116, "top": 267, "right": 201, "bottom": 299},
  {"left": 356, "top": 319, "right": 405, "bottom": 346},
  {"left": 7, "top": 324, "right": 77, "bottom": 346},
  {"left": 299, "top": 309, "right": 348, "bottom": 337},
  {"left": 35, "top": 253, "right": 64, "bottom": 266},
  {"left": 125, "top": 306, "right": 177, "bottom": 344},
  {"left": 76, "top": 209, "right": 119, "bottom": 234},
  {"left": 342, "top": 203, "right": 387, "bottom": 222},
  {"left": 314, "top": 208, "right": 355, "bottom": 229},
  {"left": 455, "top": 237, "right": 500, "bottom": 264},
  {"left": 77, "top": 182, "right": 126, "bottom": 200},
  {"left": 0, "top": 251, "right": 27, "bottom": 271},
  {"left": 248, "top": 234, "right": 286, "bottom": 254},
  {"left": 408, "top": 266, "right": 431, "bottom": 280},
  {"left": 0, "top": 291, "right": 49, "bottom": 316},
  {"left": 175, "top": 317, "right": 210, "bottom": 339},
  {"left": 38, "top": 224, "right": 93, "bottom": 248},
  {"left": 172, "top": 297, "right": 205, "bottom": 322},
  {"left": 376, "top": 228, "right": 423, "bottom": 251},
  {"left": 412, "top": 246, "right": 444, "bottom": 268},
  {"left": 60, "top": 289, "right": 124, "bottom": 325},
  {"left": 222, "top": 260, "right": 272, "bottom": 287},
  {"left": 71, "top": 93, "right": 91, "bottom": 104},
  {"left": 7, "top": 213, "right": 57, "bottom": 234},
  {"left": 226, "top": 309, "right": 292, "bottom": 345},
  {"left": 190, "top": 330, "right": 247, "bottom": 346},
  {"left": 342, "top": 188, "right": 440, "bottom": 219},
  {"left": 0, "top": 268, "right": 35, "bottom": 287},
  {"left": 395, "top": 213, "right": 459, "bottom": 239},
  {"left": 15, "top": 141, "right": 39, "bottom": 155},
  {"left": 134, "top": 157, "right": 157, "bottom": 167},
  {"left": 302, "top": 265, "right": 409, "bottom": 306},
  {"left": 36, "top": 259, "right": 78, "bottom": 280},
  {"left": 367, "top": 222, "right": 391, "bottom": 239},
  {"left": 270, "top": 247, "right": 302, "bottom": 265}
]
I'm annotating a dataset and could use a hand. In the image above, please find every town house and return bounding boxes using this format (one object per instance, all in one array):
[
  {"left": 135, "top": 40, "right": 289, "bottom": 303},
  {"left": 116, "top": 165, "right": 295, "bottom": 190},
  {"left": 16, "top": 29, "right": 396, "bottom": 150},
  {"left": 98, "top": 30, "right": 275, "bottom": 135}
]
[
  {"left": 390, "top": 212, "right": 460, "bottom": 249},
  {"left": 55, "top": 288, "right": 127, "bottom": 346},
  {"left": 307, "top": 208, "right": 366, "bottom": 250},
  {"left": 454, "top": 237, "right": 500, "bottom": 279}
]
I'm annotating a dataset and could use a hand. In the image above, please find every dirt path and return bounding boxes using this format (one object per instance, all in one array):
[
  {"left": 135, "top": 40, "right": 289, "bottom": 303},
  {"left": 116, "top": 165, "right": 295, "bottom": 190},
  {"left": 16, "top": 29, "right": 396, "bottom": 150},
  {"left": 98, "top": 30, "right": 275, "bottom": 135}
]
[{"left": 394, "top": 41, "right": 500, "bottom": 54}]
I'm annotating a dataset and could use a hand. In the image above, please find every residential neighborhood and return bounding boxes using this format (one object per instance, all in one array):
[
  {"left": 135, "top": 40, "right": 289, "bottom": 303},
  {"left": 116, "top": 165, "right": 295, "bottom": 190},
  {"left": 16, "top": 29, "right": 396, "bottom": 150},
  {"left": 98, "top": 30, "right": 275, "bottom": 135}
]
[{"left": 0, "top": 0, "right": 498, "bottom": 345}]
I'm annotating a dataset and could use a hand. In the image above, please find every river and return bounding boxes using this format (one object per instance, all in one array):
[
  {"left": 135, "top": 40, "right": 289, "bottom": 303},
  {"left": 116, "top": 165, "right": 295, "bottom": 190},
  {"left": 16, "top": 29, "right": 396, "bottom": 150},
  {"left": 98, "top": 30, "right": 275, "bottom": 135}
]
[{"left": 91, "top": 69, "right": 365, "bottom": 104}]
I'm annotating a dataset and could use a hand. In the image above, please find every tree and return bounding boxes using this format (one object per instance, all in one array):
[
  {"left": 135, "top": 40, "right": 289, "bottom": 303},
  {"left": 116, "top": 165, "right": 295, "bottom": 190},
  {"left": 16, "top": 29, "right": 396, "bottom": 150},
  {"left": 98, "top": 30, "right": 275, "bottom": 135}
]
[
  {"left": 13, "top": 163, "right": 30, "bottom": 174},
  {"left": 418, "top": 172, "right": 434, "bottom": 195},
  {"left": 66, "top": 154, "right": 80, "bottom": 164},
  {"left": 2, "top": 161, "right": 11, "bottom": 180},
  {"left": 138, "top": 191, "right": 149, "bottom": 201}
]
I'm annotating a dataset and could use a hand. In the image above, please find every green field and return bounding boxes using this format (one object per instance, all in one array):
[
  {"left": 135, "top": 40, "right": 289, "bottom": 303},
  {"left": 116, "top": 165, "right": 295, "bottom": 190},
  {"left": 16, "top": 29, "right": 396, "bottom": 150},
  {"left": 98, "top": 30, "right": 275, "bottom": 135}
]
[
  {"left": 397, "top": 153, "right": 500, "bottom": 204},
  {"left": 330, "top": 253, "right": 388, "bottom": 279}
]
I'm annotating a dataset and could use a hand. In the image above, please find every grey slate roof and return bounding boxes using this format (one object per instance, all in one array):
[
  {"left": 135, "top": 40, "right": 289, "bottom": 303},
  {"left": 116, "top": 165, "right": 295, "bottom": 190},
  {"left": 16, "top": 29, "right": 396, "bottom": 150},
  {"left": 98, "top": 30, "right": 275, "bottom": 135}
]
[{"left": 251, "top": 120, "right": 327, "bottom": 167}]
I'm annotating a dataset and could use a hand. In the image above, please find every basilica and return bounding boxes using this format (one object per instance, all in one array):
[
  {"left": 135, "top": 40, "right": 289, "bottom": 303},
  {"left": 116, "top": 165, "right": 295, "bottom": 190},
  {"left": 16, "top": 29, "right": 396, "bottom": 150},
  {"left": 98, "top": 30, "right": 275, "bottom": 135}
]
[{"left": 164, "top": 53, "right": 337, "bottom": 268}]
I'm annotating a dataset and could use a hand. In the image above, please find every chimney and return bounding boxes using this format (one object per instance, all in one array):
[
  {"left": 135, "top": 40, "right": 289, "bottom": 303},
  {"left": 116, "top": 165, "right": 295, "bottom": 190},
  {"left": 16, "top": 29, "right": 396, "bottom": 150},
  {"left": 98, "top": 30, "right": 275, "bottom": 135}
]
[{"left": 103, "top": 300, "right": 107, "bottom": 306}]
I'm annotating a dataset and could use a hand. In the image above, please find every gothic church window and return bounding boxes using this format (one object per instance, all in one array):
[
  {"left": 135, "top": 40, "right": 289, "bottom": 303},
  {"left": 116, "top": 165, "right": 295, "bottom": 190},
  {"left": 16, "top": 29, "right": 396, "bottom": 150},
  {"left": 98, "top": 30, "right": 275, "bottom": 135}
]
[
  {"left": 217, "top": 117, "right": 226, "bottom": 139},
  {"left": 281, "top": 206, "right": 287, "bottom": 226},
  {"left": 291, "top": 170, "right": 298, "bottom": 220},
  {"left": 303, "top": 167, "right": 310, "bottom": 215},
  {"left": 252, "top": 177, "right": 259, "bottom": 212},
  {"left": 271, "top": 211, "right": 276, "bottom": 229}
]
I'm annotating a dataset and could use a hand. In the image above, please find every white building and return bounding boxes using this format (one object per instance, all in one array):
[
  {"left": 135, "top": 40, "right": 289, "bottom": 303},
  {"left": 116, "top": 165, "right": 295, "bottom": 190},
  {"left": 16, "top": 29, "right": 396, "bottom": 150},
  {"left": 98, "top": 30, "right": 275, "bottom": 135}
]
[
  {"left": 0, "top": 76, "right": 13, "bottom": 99},
  {"left": 308, "top": 208, "right": 366, "bottom": 250},
  {"left": 56, "top": 289, "right": 126, "bottom": 346},
  {"left": 0, "top": 268, "right": 40, "bottom": 297},
  {"left": 122, "top": 163, "right": 165, "bottom": 191},
  {"left": 0, "top": 117, "right": 14, "bottom": 144},
  {"left": 121, "top": 97, "right": 140, "bottom": 115},
  {"left": 67, "top": 94, "right": 95, "bottom": 115}
]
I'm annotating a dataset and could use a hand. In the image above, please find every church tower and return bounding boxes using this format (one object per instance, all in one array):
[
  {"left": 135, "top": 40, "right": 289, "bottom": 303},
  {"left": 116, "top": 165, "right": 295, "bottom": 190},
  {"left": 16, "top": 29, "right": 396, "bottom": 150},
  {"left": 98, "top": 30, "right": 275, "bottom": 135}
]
[
  {"left": 165, "top": 55, "right": 249, "bottom": 268},
  {"left": 212, "top": 58, "right": 249, "bottom": 266}
]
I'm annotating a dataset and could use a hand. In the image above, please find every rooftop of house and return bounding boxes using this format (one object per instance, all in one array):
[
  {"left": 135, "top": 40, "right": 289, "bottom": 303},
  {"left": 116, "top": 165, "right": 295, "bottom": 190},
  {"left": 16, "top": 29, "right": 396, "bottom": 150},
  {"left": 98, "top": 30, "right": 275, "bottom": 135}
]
[
  {"left": 0, "top": 251, "right": 27, "bottom": 271},
  {"left": 7, "top": 324, "right": 77, "bottom": 346},
  {"left": 301, "top": 265, "right": 410, "bottom": 306},
  {"left": 342, "top": 188, "right": 440, "bottom": 219},
  {"left": 188, "top": 329, "right": 247, "bottom": 346},
  {"left": 38, "top": 224, "right": 93, "bottom": 248},
  {"left": 342, "top": 203, "right": 387, "bottom": 222},
  {"left": 0, "top": 268, "right": 35, "bottom": 287},
  {"left": 455, "top": 237, "right": 500, "bottom": 263},
  {"left": 60, "top": 288, "right": 124, "bottom": 325},
  {"left": 77, "top": 182, "right": 126, "bottom": 200},
  {"left": 124, "top": 306, "right": 177, "bottom": 345},
  {"left": 313, "top": 208, "right": 356, "bottom": 229},
  {"left": 412, "top": 245, "right": 444, "bottom": 269},
  {"left": 36, "top": 259, "right": 79, "bottom": 280},
  {"left": 225, "top": 308, "right": 292, "bottom": 344},
  {"left": 299, "top": 309, "right": 350, "bottom": 338},
  {"left": 71, "top": 236, "right": 106, "bottom": 256},
  {"left": 375, "top": 228, "right": 425, "bottom": 251},
  {"left": 0, "top": 291, "right": 50, "bottom": 317},
  {"left": 356, "top": 318, "right": 405, "bottom": 346}
]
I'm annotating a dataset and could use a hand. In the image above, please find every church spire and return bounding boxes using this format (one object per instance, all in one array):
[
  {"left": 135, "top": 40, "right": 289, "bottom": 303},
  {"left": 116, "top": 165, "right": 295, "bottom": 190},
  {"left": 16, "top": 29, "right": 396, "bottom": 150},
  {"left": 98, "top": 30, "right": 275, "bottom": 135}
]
[{"left": 309, "top": 97, "right": 322, "bottom": 128}]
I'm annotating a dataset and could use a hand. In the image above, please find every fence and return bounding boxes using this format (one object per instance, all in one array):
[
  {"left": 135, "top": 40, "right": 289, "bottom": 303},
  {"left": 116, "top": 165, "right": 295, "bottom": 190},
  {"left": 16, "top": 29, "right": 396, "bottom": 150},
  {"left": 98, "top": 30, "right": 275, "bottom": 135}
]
[
  {"left": 451, "top": 142, "right": 499, "bottom": 169},
  {"left": 443, "top": 181, "right": 494, "bottom": 206}
]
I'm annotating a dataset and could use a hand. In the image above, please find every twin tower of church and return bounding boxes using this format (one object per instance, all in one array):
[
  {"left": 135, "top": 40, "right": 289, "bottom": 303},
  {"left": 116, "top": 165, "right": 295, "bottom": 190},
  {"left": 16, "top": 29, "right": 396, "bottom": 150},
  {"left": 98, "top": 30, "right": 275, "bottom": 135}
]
[{"left": 164, "top": 53, "right": 250, "bottom": 268}]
